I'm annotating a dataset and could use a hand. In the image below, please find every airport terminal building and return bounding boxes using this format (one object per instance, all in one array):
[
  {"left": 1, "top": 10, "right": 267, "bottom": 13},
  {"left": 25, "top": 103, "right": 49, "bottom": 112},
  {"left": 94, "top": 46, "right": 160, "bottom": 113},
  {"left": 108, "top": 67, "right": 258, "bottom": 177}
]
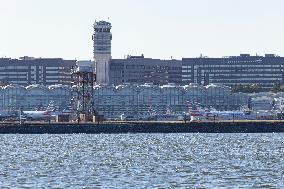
[{"left": 0, "top": 83, "right": 248, "bottom": 116}]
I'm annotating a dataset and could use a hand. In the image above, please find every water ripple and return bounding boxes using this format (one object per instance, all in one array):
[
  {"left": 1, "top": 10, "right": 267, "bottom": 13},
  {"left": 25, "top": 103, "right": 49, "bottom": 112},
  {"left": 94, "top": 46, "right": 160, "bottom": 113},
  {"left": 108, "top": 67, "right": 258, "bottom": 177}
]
[{"left": 0, "top": 133, "right": 284, "bottom": 188}]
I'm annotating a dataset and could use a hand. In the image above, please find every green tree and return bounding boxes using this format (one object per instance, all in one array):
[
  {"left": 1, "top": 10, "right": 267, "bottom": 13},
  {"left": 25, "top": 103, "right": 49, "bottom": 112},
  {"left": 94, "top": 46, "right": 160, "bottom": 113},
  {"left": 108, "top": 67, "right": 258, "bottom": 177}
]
[
  {"left": 272, "top": 83, "right": 281, "bottom": 93},
  {"left": 231, "top": 83, "right": 262, "bottom": 93}
]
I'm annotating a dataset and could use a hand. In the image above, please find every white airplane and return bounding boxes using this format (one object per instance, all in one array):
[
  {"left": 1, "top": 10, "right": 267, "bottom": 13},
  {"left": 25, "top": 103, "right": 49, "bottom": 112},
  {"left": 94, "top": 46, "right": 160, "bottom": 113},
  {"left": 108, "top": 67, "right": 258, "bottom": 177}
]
[
  {"left": 189, "top": 108, "right": 270, "bottom": 121},
  {"left": 189, "top": 108, "right": 213, "bottom": 121},
  {"left": 188, "top": 103, "right": 257, "bottom": 121},
  {"left": 22, "top": 110, "right": 51, "bottom": 120}
]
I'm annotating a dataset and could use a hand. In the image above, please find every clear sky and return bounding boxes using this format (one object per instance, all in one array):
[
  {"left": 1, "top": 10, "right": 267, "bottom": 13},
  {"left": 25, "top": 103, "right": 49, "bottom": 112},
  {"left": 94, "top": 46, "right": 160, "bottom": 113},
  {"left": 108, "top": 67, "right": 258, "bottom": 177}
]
[{"left": 0, "top": 0, "right": 284, "bottom": 60}]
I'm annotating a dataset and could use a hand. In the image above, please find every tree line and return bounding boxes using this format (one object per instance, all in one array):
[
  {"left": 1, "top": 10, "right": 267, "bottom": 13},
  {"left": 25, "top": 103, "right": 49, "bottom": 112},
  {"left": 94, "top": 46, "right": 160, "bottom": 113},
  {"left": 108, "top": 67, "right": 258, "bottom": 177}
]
[{"left": 231, "top": 83, "right": 284, "bottom": 93}]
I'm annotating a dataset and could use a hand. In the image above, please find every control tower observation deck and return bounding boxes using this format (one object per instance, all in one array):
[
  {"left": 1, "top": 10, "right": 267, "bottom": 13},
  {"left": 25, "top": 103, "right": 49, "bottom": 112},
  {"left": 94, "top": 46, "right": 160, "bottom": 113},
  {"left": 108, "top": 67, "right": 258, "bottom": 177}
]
[{"left": 92, "top": 20, "right": 112, "bottom": 85}]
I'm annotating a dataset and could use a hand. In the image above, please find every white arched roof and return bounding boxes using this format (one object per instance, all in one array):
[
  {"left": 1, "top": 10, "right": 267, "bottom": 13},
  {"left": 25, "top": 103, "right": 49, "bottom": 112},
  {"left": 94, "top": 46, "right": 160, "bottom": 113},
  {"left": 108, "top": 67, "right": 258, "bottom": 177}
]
[
  {"left": 4, "top": 84, "right": 26, "bottom": 90},
  {"left": 26, "top": 84, "right": 47, "bottom": 90},
  {"left": 48, "top": 84, "right": 70, "bottom": 90}
]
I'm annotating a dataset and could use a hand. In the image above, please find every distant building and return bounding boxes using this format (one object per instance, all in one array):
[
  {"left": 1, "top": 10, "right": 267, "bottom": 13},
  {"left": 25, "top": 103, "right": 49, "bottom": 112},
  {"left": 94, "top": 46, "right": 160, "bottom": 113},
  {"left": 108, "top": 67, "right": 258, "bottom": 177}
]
[
  {"left": 182, "top": 54, "right": 284, "bottom": 90},
  {"left": 0, "top": 57, "right": 76, "bottom": 86},
  {"left": 109, "top": 55, "right": 182, "bottom": 85},
  {"left": 108, "top": 54, "right": 284, "bottom": 90},
  {"left": 76, "top": 60, "right": 93, "bottom": 68},
  {"left": 93, "top": 20, "right": 112, "bottom": 84}
]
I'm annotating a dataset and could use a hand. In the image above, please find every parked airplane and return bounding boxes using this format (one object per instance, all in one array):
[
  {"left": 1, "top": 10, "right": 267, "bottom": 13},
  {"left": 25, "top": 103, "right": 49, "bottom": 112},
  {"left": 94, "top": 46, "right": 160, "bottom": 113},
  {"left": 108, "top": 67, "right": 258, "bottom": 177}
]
[
  {"left": 188, "top": 107, "right": 277, "bottom": 121},
  {"left": 22, "top": 110, "right": 51, "bottom": 120}
]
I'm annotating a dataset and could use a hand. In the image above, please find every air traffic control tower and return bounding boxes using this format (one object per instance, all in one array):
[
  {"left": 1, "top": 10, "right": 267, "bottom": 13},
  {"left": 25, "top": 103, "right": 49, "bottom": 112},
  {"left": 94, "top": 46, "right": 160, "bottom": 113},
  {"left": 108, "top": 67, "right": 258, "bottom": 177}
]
[{"left": 92, "top": 21, "right": 112, "bottom": 84}]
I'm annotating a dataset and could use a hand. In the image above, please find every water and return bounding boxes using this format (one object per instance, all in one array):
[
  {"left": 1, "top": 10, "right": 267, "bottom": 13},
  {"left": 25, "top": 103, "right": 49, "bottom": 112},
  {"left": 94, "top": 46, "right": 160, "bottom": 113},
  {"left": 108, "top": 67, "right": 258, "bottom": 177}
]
[{"left": 0, "top": 133, "right": 284, "bottom": 188}]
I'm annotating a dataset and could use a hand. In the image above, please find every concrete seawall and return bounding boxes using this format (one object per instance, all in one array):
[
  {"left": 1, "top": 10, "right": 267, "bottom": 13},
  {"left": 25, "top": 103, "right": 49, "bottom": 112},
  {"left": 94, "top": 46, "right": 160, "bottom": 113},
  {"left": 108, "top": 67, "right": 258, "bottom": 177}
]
[{"left": 1, "top": 121, "right": 284, "bottom": 134}]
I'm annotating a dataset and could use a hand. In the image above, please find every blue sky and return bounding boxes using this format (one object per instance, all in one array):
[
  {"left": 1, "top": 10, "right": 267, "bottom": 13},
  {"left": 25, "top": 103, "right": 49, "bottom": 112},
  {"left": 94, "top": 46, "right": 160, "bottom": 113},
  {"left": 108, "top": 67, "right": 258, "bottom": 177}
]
[{"left": 0, "top": 0, "right": 283, "bottom": 60}]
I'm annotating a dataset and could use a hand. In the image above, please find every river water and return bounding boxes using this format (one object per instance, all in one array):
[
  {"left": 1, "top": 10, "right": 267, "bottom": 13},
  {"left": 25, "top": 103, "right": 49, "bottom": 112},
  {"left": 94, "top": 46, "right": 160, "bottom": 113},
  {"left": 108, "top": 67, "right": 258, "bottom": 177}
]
[{"left": 0, "top": 133, "right": 284, "bottom": 188}]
